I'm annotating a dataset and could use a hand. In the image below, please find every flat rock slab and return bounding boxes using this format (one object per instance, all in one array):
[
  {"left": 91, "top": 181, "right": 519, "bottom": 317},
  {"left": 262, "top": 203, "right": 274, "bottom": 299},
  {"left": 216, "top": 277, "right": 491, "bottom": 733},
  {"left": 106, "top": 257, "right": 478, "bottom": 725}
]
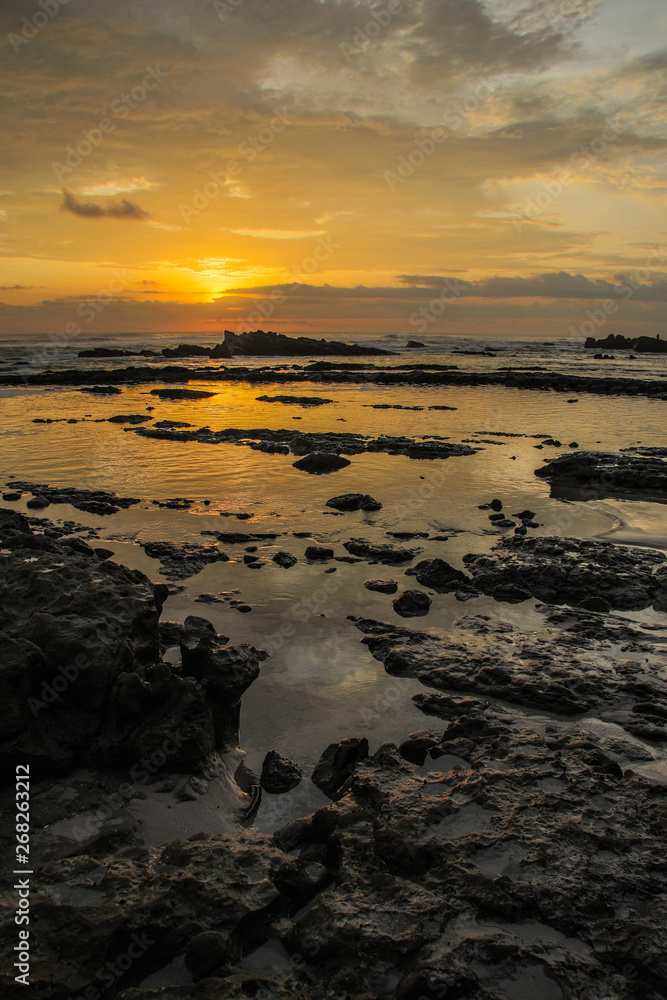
[
  {"left": 349, "top": 611, "right": 667, "bottom": 741},
  {"left": 142, "top": 540, "right": 230, "bottom": 580},
  {"left": 462, "top": 534, "right": 667, "bottom": 611},
  {"left": 130, "top": 425, "right": 479, "bottom": 463},
  {"left": 8, "top": 480, "right": 141, "bottom": 516},
  {"left": 256, "top": 395, "right": 333, "bottom": 406},
  {"left": 536, "top": 450, "right": 667, "bottom": 500},
  {"left": 150, "top": 388, "right": 217, "bottom": 400}
]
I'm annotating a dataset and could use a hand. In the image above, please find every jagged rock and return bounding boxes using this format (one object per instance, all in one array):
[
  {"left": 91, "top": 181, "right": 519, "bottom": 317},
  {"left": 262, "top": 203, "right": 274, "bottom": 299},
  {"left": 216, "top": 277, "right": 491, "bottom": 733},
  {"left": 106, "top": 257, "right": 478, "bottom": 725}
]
[
  {"left": 462, "top": 535, "right": 667, "bottom": 611},
  {"left": 292, "top": 452, "right": 351, "bottom": 474},
  {"left": 325, "top": 493, "right": 383, "bottom": 511},
  {"left": 393, "top": 590, "right": 432, "bottom": 618},
  {"left": 412, "top": 557, "right": 473, "bottom": 592},
  {"left": 0, "top": 512, "right": 261, "bottom": 777},
  {"left": 349, "top": 612, "right": 667, "bottom": 738},
  {"left": 311, "top": 736, "right": 369, "bottom": 797},
  {"left": 260, "top": 750, "right": 303, "bottom": 793}
]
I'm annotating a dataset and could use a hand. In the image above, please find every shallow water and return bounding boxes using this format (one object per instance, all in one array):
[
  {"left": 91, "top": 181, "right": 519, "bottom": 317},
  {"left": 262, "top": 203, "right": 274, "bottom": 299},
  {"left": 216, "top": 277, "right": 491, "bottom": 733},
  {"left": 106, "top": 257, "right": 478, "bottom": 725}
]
[{"left": 1, "top": 340, "right": 666, "bottom": 796}]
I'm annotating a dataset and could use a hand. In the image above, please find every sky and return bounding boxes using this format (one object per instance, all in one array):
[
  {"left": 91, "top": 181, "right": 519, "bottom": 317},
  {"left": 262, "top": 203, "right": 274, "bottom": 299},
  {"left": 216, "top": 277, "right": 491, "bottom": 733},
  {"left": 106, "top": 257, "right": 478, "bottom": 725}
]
[{"left": 1, "top": 0, "right": 666, "bottom": 341}]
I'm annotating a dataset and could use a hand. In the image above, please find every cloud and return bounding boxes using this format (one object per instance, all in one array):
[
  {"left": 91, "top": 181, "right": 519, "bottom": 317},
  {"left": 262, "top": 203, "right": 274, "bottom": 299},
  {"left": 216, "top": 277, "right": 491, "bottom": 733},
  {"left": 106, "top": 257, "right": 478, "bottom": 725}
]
[
  {"left": 0, "top": 284, "right": 43, "bottom": 290},
  {"left": 230, "top": 228, "right": 328, "bottom": 239},
  {"left": 77, "top": 178, "right": 159, "bottom": 196},
  {"left": 60, "top": 189, "right": 149, "bottom": 220}
]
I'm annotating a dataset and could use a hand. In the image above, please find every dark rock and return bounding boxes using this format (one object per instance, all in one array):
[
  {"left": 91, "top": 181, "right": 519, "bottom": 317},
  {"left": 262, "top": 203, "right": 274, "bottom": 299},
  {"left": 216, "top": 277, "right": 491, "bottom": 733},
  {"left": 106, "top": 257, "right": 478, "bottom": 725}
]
[
  {"left": 153, "top": 419, "right": 193, "bottom": 429},
  {"left": 405, "top": 340, "right": 425, "bottom": 348},
  {"left": 256, "top": 395, "right": 333, "bottom": 406},
  {"left": 93, "top": 547, "right": 114, "bottom": 560},
  {"left": 142, "top": 540, "right": 229, "bottom": 580},
  {"left": 26, "top": 495, "right": 50, "bottom": 509},
  {"left": 107, "top": 414, "right": 153, "bottom": 424},
  {"left": 292, "top": 452, "right": 351, "bottom": 474},
  {"left": 273, "top": 551, "right": 297, "bottom": 568},
  {"left": 393, "top": 590, "right": 432, "bottom": 618},
  {"left": 311, "top": 736, "right": 369, "bottom": 797},
  {"left": 0, "top": 514, "right": 260, "bottom": 776},
  {"left": 220, "top": 329, "right": 390, "bottom": 357},
  {"left": 364, "top": 579, "right": 398, "bottom": 594},
  {"left": 478, "top": 498, "right": 503, "bottom": 511},
  {"left": 9, "top": 480, "right": 140, "bottom": 516},
  {"left": 260, "top": 750, "right": 303, "bottom": 793},
  {"left": 150, "top": 387, "right": 217, "bottom": 400},
  {"left": 536, "top": 450, "right": 667, "bottom": 500},
  {"left": 398, "top": 730, "right": 440, "bottom": 764},
  {"left": 2, "top": 492, "right": 21, "bottom": 501},
  {"left": 344, "top": 538, "right": 417, "bottom": 564},
  {"left": 413, "top": 558, "right": 472, "bottom": 592},
  {"left": 350, "top": 612, "right": 667, "bottom": 737},
  {"left": 463, "top": 534, "right": 667, "bottom": 611},
  {"left": 78, "top": 385, "right": 122, "bottom": 394},
  {"left": 305, "top": 545, "right": 334, "bottom": 561},
  {"left": 325, "top": 493, "right": 382, "bottom": 511}
]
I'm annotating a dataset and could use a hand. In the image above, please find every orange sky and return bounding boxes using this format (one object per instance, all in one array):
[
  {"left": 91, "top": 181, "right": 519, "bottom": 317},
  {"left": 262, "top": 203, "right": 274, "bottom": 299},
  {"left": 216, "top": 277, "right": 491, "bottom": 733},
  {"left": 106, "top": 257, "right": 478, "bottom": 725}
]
[{"left": 1, "top": 0, "right": 667, "bottom": 340}]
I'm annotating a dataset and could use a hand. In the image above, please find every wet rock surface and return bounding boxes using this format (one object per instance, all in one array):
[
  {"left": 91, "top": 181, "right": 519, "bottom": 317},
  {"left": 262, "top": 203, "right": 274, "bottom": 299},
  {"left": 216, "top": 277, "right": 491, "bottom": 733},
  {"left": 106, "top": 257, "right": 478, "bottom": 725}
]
[
  {"left": 462, "top": 535, "right": 667, "bottom": 611},
  {"left": 292, "top": 452, "right": 351, "bottom": 474},
  {"left": 325, "top": 492, "right": 383, "bottom": 511},
  {"left": 350, "top": 611, "right": 667, "bottom": 740},
  {"left": 0, "top": 509, "right": 262, "bottom": 776},
  {"left": 150, "top": 388, "right": 217, "bottom": 400},
  {"left": 10, "top": 711, "right": 667, "bottom": 1000},
  {"left": 535, "top": 449, "right": 667, "bottom": 500},
  {"left": 256, "top": 395, "right": 333, "bottom": 406},
  {"left": 364, "top": 578, "right": 398, "bottom": 593},
  {"left": 393, "top": 589, "right": 432, "bottom": 618},
  {"left": 142, "top": 541, "right": 230, "bottom": 580},
  {"left": 260, "top": 750, "right": 303, "bottom": 793},
  {"left": 6, "top": 480, "right": 141, "bottom": 516},
  {"left": 344, "top": 538, "right": 418, "bottom": 564},
  {"left": 130, "top": 424, "right": 479, "bottom": 464}
]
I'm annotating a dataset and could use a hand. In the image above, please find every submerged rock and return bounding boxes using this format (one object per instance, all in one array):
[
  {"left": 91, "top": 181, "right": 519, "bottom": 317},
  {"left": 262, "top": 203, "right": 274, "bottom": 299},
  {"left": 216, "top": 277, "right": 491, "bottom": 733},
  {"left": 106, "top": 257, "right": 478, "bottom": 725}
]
[
  {"left": 273, "top": 551, "right": 298, "bottom": 568},
  {"left": 257, "top": 395, "right": 333, "bottom": 406},
  {"left": 9, "top": 479, "right": 140, "bottom": 516}
]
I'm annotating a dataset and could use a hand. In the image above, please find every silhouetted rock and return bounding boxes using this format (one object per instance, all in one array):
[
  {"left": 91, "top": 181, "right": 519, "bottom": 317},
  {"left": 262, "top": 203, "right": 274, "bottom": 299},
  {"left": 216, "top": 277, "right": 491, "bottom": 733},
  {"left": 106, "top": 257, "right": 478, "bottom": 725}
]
[
  {"left": 293, "top": 452, "right": 351, "bottom": 474},
  {"left": 326, "top": 493, "right": 382, "bottom": 511},
  {"left": 260, "top": 750, "right": 302, "bottom": 793}
]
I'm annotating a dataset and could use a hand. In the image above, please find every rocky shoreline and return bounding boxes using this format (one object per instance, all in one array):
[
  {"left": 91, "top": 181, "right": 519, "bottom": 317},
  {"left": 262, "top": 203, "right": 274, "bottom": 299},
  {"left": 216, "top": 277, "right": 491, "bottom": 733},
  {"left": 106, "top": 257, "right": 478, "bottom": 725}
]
[
  {"left": 4, "top": 357, "right": 667, "bottom": 400},
  {"left": 2, "top": 492, "right": 667, "bottom": 998}
]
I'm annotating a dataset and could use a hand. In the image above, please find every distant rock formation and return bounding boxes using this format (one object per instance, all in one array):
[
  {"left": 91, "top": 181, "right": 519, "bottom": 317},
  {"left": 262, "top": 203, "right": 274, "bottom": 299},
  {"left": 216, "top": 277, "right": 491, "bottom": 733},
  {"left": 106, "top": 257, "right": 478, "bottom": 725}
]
[
  {"left": 584, "top": 333, "right": 667, "bottom": 353},
  {"left": 80, "top": 330, "right": 391, "bottom": 361}
]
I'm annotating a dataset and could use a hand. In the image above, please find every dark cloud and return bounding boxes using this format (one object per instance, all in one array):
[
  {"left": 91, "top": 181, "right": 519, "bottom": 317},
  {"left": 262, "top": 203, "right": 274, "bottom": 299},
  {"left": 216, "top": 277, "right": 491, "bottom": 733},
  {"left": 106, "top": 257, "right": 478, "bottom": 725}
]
[{"left": 60, "top": 189, "right": 149, "bottom": 220}]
